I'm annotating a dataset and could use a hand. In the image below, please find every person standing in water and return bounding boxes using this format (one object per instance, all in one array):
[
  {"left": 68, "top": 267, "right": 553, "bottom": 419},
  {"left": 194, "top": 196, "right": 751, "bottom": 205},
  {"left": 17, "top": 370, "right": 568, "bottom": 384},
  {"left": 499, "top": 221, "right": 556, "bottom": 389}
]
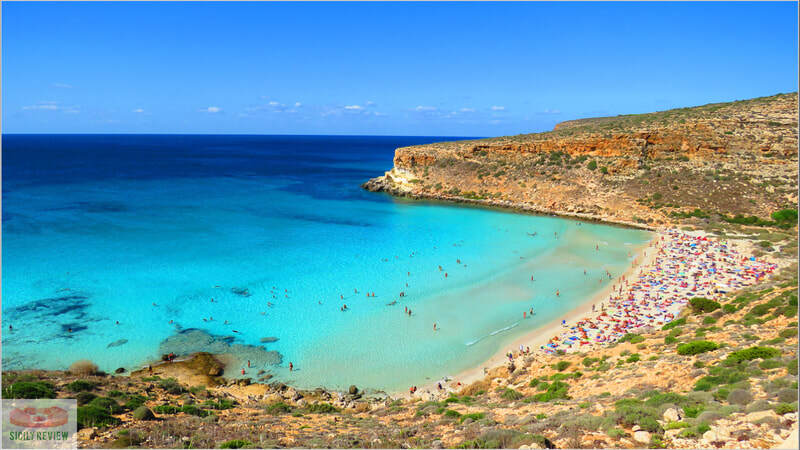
[{"left": 289, "top": 362, "right": 293, "bottom": 371}]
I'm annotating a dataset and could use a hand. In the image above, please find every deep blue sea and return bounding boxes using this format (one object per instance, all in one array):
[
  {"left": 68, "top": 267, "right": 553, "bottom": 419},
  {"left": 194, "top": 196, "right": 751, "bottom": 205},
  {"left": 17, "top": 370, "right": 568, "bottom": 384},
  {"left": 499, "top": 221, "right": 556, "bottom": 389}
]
[{"left": 2, "top": 134, "right": 651, "bottom": 391}]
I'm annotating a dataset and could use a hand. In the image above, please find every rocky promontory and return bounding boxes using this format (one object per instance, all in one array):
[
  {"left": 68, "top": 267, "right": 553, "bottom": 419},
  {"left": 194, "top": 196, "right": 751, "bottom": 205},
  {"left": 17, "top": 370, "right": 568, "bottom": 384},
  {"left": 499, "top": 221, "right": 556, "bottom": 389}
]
[{"left": 363, "top": 93, "right": 798, "bottom": 229}]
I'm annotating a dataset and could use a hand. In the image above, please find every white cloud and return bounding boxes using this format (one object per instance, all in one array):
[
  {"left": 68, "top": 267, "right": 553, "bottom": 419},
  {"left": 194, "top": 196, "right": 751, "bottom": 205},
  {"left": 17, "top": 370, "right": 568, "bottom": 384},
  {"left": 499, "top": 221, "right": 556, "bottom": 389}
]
[
  {"left": 268, "top": 101, "right": 280, "bottom": 106},
  {"left": 133, "top": 108, "right": 145, "bottom": 113},
  {"left": 52, "top": 83, "right": 73, "bottom": 89},
  {"left": 491, "top": 105, "right": 505, "bottom": 111},
  {"left": 344, "top": 105, "right": 363, "bottom": 110},
  {"left": 415, "top": 105, "right": 437, "bottom": 112},
  {"left": 294, "top": 102, "right": 302, "bottom": 108},
  {"left": 459, "top": 108, "right": 476, "bottom": 113},
  {"left": 542, "top": 108, "right": 561, "bottom": 114},
  {"left": 201, "top": 106, "right": 222, "bottom": 113},
  {"left": 23, "top": 104, "right": 59, "bottom": 110},
  {"left": 22, "top": 101, "right": 79, "bottom": 113}
]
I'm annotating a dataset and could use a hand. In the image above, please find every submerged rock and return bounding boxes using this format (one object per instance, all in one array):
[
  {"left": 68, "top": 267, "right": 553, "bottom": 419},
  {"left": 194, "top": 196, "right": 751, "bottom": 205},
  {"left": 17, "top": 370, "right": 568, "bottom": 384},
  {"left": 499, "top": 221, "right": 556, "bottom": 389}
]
[
  {"left": 259, "top": 337, "right": 279, "bottom": 343},
  {"left": 107, "top": 339, "right": 128, "bottom": 348}
]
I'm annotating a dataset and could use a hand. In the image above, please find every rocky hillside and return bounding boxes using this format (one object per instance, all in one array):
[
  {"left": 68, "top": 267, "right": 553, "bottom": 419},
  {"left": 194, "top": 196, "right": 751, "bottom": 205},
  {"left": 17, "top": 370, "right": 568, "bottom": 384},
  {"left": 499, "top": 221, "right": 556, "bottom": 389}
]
[{"left": 363, "top": 93, "right": 798, "bottom": 229}]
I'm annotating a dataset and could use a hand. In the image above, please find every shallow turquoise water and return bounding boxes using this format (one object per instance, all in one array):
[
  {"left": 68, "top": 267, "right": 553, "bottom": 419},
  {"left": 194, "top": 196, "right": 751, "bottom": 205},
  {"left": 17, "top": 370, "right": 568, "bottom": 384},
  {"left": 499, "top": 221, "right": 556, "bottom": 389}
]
[{"left": 2, "top": 135, "right": 651, "bottom": 391}]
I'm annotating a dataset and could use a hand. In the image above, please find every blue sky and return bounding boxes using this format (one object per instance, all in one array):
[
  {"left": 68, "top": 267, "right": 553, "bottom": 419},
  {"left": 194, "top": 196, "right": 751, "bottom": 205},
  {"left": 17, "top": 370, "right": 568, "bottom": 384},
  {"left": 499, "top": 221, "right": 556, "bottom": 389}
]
[{"left": 2, "top": 1, "right": 797, "bottom": 136}]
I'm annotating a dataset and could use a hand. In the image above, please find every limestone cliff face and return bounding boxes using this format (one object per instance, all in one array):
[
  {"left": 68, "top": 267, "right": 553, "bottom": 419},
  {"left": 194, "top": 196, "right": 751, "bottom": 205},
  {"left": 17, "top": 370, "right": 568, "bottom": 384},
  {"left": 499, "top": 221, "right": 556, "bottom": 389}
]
[{"left": 364, "top": 93, "right": 798, "bottom": 228}]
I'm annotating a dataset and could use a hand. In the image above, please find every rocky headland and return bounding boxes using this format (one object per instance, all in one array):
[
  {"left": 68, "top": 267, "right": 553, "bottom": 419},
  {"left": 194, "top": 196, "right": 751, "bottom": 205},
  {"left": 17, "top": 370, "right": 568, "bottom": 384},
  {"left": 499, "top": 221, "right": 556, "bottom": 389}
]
[{"left": 363, "top": 93, "right": 798, "bottom": 230}]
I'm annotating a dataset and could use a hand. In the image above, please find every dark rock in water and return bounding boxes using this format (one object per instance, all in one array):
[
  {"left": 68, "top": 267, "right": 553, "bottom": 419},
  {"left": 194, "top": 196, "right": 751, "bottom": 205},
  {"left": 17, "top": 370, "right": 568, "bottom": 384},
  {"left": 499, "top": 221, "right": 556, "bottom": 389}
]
[
  {"left": 115, "top": 367, "right": 126, "bottom": 374},
  {"left": 258, "top": 374, "right": 273, "bottom": 382},
  {"left": 231, "top": 287, "right": 251, "bottom": 297},
  {"left": 208, "top": 366, "right": 223, "bottom": 377},
  {"left": 259, "top": 337, "right": 279, "bottom": 343},
  {"left": 349, "top": 385, "right": 359, "bottom": 395},
  {"left": 158, "top": 329, "right": 282, "bottom": 370},
  {"left": 107, "top": 339, "right": 128, "bottom": 348},
  {"left": 257, "top": 370, "right": 266, "bottom": 376}
]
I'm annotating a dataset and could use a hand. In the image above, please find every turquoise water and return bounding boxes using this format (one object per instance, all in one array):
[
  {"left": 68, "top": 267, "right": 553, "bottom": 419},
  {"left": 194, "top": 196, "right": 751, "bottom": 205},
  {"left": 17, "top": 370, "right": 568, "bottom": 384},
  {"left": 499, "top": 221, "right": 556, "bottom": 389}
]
[{"left": 2, "top": 135, "right": 651, "bottom": 391}]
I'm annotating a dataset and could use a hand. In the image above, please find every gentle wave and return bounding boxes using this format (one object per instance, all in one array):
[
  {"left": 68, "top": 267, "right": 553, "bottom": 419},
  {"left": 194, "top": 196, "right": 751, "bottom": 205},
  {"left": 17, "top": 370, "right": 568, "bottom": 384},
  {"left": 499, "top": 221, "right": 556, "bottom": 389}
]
[{"left": 465, "top": 321, "right": 520, "bottom": 346}]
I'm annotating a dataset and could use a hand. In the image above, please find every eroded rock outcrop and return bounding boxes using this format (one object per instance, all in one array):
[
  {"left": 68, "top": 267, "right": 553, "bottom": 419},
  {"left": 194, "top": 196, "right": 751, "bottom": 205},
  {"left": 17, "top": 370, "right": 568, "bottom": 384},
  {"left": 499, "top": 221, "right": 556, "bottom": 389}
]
[{"left": 364, "top": 93, "right": 798, "bottom": 227}]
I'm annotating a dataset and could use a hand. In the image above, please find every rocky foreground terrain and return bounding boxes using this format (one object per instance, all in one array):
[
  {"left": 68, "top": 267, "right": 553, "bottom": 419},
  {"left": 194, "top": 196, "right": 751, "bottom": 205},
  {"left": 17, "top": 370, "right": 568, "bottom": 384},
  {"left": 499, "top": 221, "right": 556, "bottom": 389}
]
[
  {"left": 363, "top": 92, "right": 798, "bottom": 229},
  {"left": 3, "top": 93, "right": 798, "bottom": 449}
]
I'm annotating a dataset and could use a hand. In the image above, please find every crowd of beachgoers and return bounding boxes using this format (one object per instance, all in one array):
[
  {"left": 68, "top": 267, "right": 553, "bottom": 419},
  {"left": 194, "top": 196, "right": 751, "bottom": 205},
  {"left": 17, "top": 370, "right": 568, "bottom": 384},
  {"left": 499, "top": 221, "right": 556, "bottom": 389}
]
[{"left": 541, "top": 229, "right": 778, "bottom": 355}]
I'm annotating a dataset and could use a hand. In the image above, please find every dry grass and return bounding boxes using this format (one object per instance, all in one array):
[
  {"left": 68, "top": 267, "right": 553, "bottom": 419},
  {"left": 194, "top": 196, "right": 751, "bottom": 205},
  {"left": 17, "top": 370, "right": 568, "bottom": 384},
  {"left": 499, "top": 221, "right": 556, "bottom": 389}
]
[{"left": 69, "top": 359, "right": 98, "bottom": 376}]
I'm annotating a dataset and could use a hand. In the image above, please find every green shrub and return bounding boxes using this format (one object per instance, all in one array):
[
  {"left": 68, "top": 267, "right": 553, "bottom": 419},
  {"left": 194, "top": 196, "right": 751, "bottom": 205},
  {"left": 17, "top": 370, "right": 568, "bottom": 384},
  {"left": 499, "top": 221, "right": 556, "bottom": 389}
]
[
  {"left": 613, "top": 399, "right": 663, "bottom": 433},
  {"left": 76, "top": 392, "right": 98, "bottom": 406},
  {"left": 152, "top": 405, "right": 180, "bottom": 414},
  {"left": 555, "top": 361, "right": 571, "bottom": 372},
  {"left": 702, "top": 316, "right": 717, "bottom": 325},
  {"left": 66, "top": 380, "right": 97, "bottom": 392},
  {"left": 771, "top": 209, "right": 798, "bottom": 225},
  {"left": 786, "top": 359, "right": 798, "bottom": 375},
  {"left": 501, "top": 388, "right": 523, "bottom": 400},
  {"left": 444, "top": 409, "right": 462, "bottom": 419},
  {"left": 219, "top": 440, "right": 252, "bottom": 449},
  {"left": 132, "top": 406, "right": 155, "bottom": 420},
  {"left": 779, "top": 328, "right": 798, "bottom": 338},
  {"left": 582, "top": 357, "right": 600, "bottom": 367},
  {"left": 158, "top": 378, "right": 184, "bottom": 395},
  {"left": 587, "top": 161, "right": 597, "bottom": 171},
  {"left": 531, "top": 381, "right": 570, "bottom": 402},
  {"left": 202, "top": 399, "right": 236, "bottom": 410},
  {"left": 305, "top": 403, "right": 338, "bottom": 414},
  {"left": 77, "top": 406, "right": 121, "bottom": 429},
  {"left": 683, "top": 404, "right": 705, "bottom": 418},
  {"left": 179, "top": 404, "right": 209, "bottom": 417},
  {"left": 725, "top": 346, "right": 781, "bottom": 365},
  {"left": 618, "top": 334, "right": 645, "bottom": 344},
  {"left": 723, "top": 304, "right": 738, "bottom": 314},
  {"left": 665, "top": 421, "right": 690, "bottom": 430},
  {"left": 626, "top": 354, "right": 640, "bottom": 363},
  {"left": 759, "top": 359, "right": 785, "bottom": 370},
  {"left": 124, "top": 394, "right": 148, "bottom": 410},
  {"left": 662, "top": 317, "right": 686, "bottom": 330},
  {"left": 2, "top": 381, "right": 56, "bottom": 399},
  {"left": 459, "top": 412, "right": 486, "bottom": 423},
  {"left": 88, "top": 397, "right": 124, "bottom": 414},
  {"left": 689, "top": 298, "right": 721, "bottom": 314},
  {"left": 677, "top": 340, "right": 720, "bottom": 355},
  {"left": 665, "top": 336, "right": 678, "bottom": 345},
  {"left": 775, "top": 403, "right": 798, "bottom": 415}
]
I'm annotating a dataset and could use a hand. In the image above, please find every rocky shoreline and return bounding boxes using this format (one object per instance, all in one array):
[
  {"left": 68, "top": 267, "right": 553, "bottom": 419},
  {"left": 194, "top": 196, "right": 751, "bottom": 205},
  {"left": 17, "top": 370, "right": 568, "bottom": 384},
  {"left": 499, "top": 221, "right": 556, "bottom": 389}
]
[{"left": 362, "top": 174, "right": 657, "bottom": 232}]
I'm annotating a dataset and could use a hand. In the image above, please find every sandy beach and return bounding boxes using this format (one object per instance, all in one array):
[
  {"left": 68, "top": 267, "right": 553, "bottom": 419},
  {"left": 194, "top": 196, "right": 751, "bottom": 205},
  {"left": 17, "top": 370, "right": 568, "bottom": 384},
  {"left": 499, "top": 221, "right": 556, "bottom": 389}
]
[
  {"left": 397, "top": 231, "right": 661, "bottom": 398},
  {"left": 400, "top": 227, "right": 778, "bottom": 399}
]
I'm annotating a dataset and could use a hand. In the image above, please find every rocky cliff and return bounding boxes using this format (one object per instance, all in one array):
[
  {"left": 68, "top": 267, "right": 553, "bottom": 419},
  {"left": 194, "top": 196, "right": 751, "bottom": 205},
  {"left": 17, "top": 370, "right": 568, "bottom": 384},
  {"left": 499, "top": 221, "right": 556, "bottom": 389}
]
[{"left": 363, "top": 93, "right": 798, "bottom": 228}]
